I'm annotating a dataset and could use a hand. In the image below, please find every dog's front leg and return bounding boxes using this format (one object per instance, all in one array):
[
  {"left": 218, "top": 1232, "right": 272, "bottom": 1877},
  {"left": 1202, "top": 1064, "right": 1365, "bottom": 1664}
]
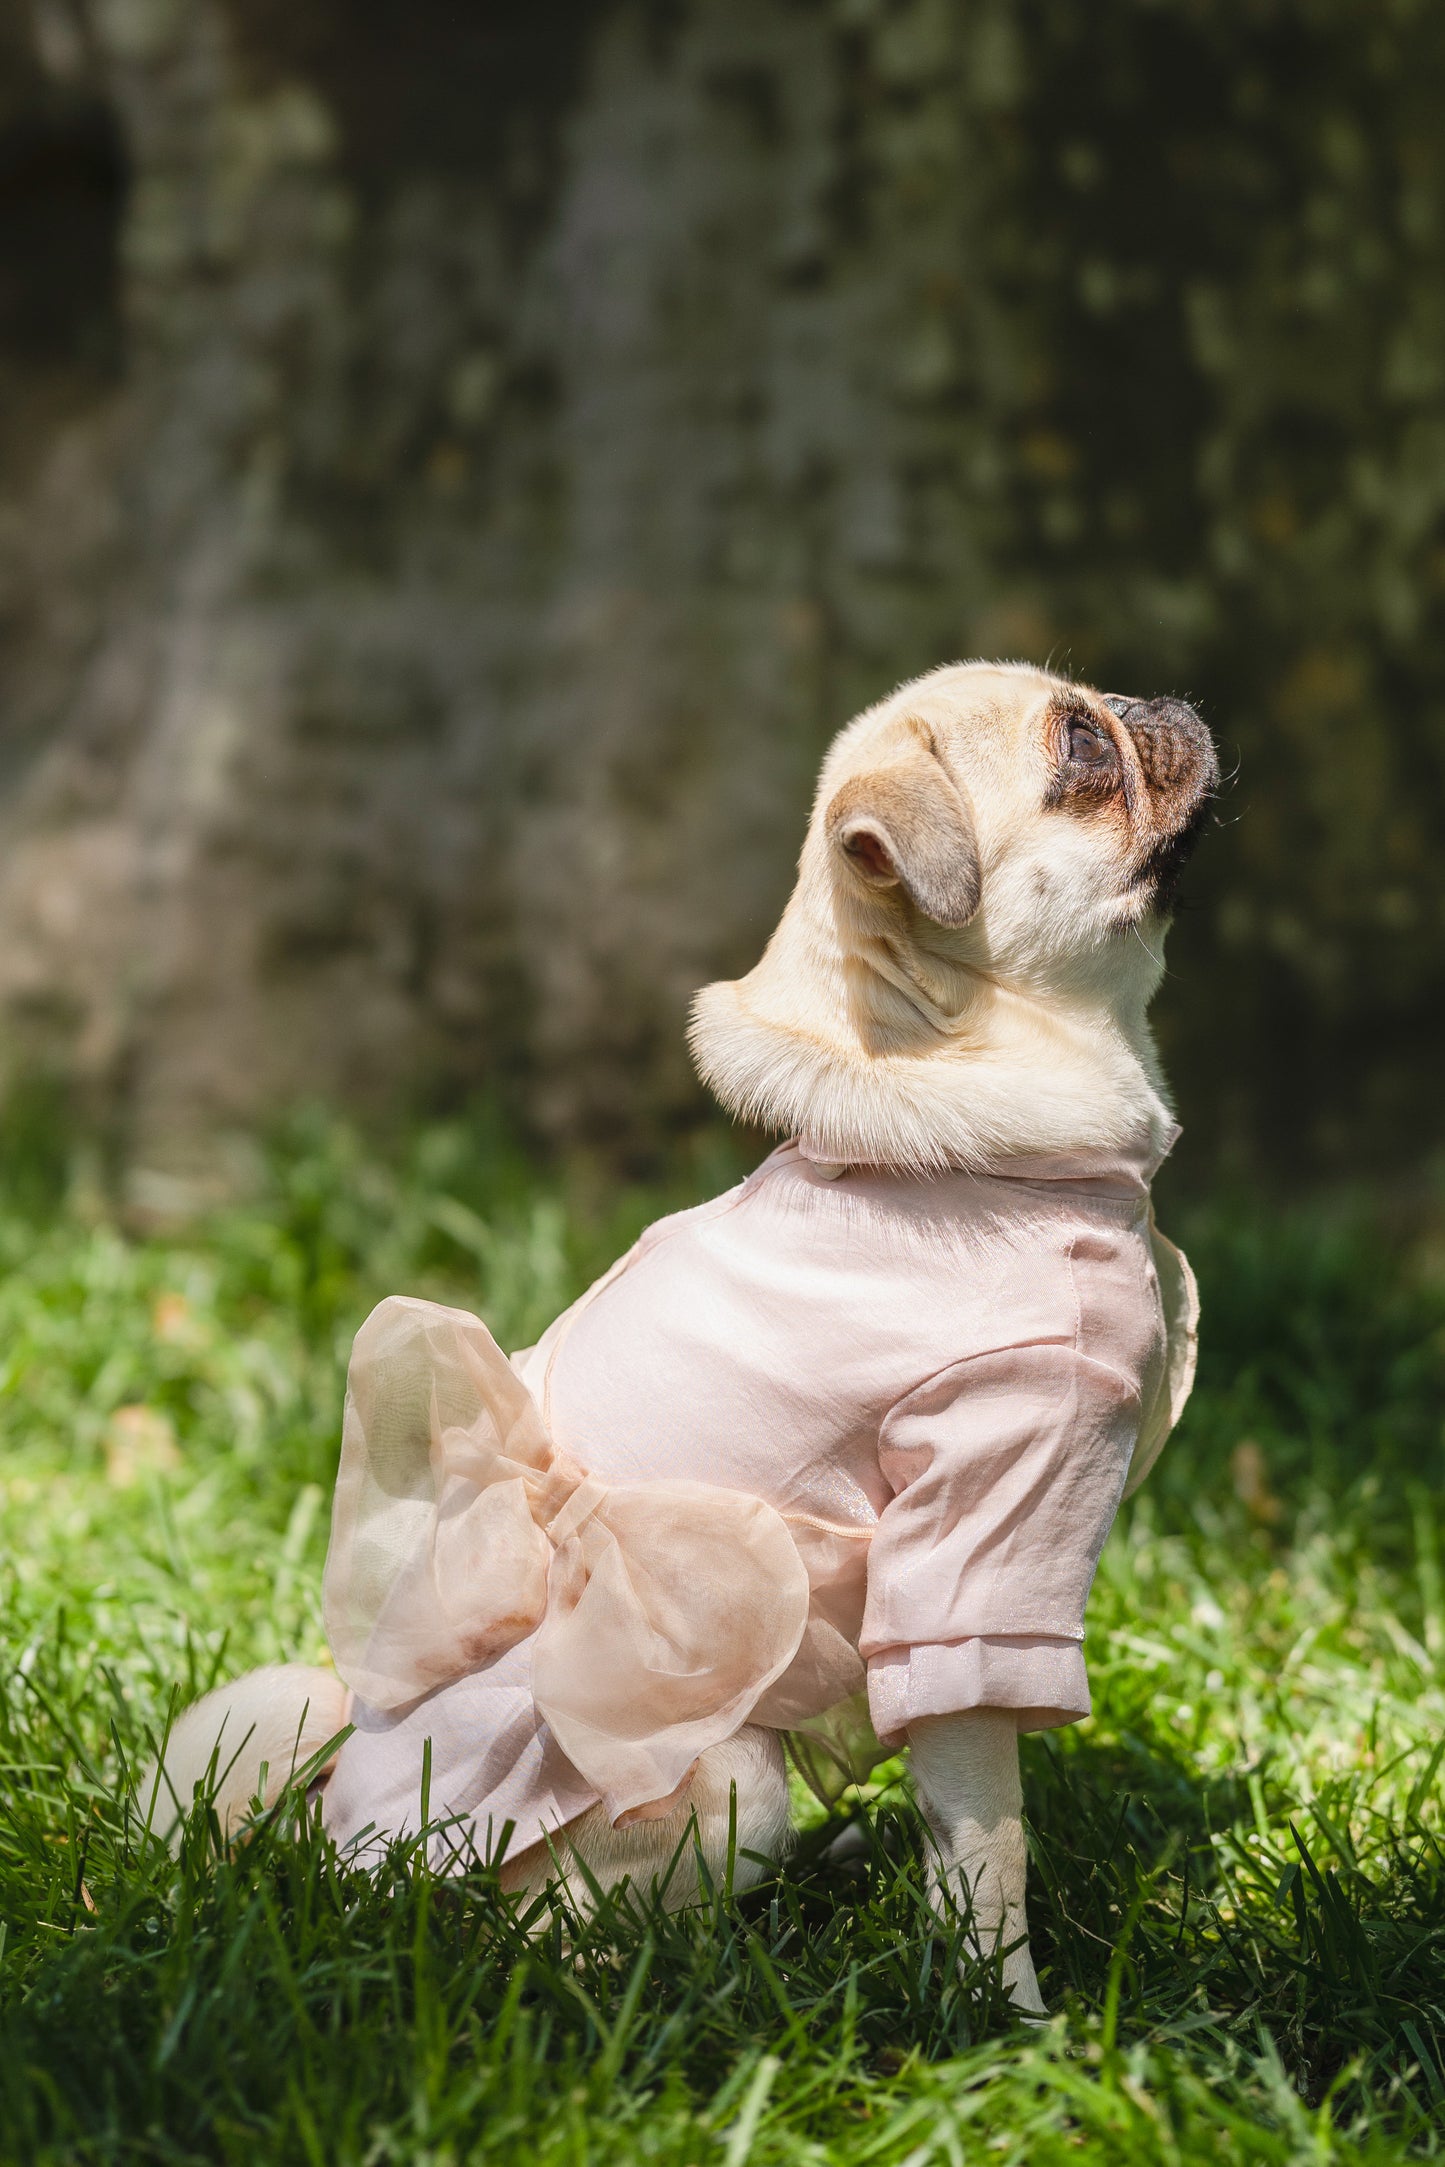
[{"left": 907, "top": 1709, "right": 1044, "bottom": 2016}]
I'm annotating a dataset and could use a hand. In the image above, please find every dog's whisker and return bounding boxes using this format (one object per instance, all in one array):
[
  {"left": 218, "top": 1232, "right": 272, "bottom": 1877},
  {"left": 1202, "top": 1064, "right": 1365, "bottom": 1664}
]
[{"left": 1131, "top": 920, "right": 1168, "bottom": 976}]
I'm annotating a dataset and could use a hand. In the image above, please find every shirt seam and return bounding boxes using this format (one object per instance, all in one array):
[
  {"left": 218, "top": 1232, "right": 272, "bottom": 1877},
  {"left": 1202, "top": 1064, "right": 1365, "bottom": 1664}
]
[
  {"left": 879, "top": 1332, "right": 1141, "bottom": 1433},
  {"left": 790, "top": 1151, "right": 1150, "bottom": 1218},
  {"left": 867, "top": 1633, "right": 1086, "bottom": 1660},
  {"left": 779, "top": 1509, "right": 874, "bottom": 1541},
  {"left": 981, "top": 1178, "right": 1147, "bottom": 1219}
]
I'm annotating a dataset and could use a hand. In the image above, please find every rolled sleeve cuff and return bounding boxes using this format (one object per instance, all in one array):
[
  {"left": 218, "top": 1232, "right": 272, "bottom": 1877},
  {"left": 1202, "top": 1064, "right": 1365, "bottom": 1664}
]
[{"left": 866, "top": 1634, "right": 1091, "bottom": 1746}]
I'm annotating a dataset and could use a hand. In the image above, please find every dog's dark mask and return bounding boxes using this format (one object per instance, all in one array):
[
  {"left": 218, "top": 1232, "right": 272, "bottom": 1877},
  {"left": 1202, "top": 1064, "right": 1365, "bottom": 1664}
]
[{"left": 1103, "top": 694, "right": 1219, "bottom": 914}]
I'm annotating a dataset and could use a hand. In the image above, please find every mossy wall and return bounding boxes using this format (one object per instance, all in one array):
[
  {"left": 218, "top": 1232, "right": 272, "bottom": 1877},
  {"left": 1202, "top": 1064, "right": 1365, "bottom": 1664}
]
[{"left": 0, "top": 0, "right": 1440, "bottom": 1188}]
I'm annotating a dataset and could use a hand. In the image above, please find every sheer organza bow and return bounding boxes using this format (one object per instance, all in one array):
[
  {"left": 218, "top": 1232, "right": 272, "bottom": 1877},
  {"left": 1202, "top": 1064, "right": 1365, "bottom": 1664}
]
[{"left": 322, "top": 1296, "right": 814, "bottom": 1823}]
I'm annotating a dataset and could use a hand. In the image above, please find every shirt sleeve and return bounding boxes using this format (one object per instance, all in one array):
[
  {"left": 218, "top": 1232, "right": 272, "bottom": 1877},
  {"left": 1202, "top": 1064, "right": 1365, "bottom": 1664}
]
[{"left": 860, "top": 1339, "right": 1141, "bottom": 1742}]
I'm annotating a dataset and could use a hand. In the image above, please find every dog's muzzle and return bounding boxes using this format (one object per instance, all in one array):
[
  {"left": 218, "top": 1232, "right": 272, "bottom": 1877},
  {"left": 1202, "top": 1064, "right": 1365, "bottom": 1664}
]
[{"left": 1103, "top": 695, "right": 1220, "bottom": 910}]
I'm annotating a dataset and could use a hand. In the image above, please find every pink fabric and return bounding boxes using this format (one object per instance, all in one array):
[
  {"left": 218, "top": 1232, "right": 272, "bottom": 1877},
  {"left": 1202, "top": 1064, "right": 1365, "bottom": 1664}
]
[
  {"left": 321, "top": 1135, "right": 1195, "bottom": 1861},
  {"left": 323, "top": 1296, "right": 812, "bottom": 1822}
]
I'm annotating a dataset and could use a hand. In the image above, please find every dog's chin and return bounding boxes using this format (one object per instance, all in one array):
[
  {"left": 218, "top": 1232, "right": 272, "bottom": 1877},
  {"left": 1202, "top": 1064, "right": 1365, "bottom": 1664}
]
[
  {"left": 1125, "top": 811, "right": 1212, "bottom": 920},
  {"left": 1107, "top": 883, "right": 1162, "bottom": 932},
  {"left": 1108, "top": 838, "right": 1199, "bottom": 930}
]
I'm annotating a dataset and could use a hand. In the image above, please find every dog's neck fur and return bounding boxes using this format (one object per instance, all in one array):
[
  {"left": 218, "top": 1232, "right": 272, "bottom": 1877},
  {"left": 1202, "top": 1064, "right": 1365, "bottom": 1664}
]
[{"left": 689, "top": 834, "right": 1174, "bottom": 1178}]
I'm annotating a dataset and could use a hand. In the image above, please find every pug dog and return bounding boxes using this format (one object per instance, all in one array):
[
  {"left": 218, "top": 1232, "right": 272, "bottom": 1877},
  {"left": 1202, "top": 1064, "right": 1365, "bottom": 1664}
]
[{"left": 144, "top": 661, "right": 1216, "bottom": 2016}]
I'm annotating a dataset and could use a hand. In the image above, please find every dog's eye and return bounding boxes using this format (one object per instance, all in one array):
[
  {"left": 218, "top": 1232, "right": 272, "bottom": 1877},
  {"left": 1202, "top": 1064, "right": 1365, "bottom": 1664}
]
[{"left": 1066, "top": 716, "right": 1114, "bottom": 766}]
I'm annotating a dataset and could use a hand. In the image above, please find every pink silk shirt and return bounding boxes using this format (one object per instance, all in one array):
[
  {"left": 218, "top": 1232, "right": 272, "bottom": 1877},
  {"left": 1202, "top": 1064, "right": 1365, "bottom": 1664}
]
[{"left": 321, "top": 1133, "right": 1196, "bottom": 1863}]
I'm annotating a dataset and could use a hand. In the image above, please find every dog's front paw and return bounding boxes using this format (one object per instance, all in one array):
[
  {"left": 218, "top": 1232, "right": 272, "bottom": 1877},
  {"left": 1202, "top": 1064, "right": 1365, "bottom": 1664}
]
[{"left": 1001, "top": 1938, "right": 1046, "bottom": 2020}]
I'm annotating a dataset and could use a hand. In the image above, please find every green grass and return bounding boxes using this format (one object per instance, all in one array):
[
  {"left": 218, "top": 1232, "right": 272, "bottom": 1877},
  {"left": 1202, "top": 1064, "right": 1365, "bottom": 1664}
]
[{"left": 2, "top": 1111, "right": 1445, "bottom": 2162}]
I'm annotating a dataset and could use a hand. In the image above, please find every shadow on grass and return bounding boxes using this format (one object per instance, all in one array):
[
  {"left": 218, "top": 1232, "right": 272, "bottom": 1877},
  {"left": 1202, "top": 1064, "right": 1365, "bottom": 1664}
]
[{"left": 1017, "top": 1722, "right": 1445, "bottom": 2115}]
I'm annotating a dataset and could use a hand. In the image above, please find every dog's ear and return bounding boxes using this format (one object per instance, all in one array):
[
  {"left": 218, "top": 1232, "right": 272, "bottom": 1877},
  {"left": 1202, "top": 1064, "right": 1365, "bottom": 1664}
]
[{"left": 826, "top": 746, "right": 981, "bottom": 927}]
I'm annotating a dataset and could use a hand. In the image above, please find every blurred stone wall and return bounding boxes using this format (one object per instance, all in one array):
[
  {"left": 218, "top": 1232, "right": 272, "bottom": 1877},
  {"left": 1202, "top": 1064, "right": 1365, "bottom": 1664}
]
[{"left": 1, "top": 0, "right": 1442, "bottom": 1188}]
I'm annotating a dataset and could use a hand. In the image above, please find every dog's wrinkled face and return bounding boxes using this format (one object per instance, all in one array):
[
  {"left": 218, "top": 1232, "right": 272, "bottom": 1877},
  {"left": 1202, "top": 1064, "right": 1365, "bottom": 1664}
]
[
  {"left": 820, "top": 662, "right": 1218, "bottom": 995},
  {"left": 1053, "top": 688, "right": 1219, "bottom": 919}
]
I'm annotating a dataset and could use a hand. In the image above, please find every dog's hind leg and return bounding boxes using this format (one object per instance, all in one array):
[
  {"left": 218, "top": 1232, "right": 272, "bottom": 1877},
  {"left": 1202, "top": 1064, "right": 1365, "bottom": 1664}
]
[
  {"left": 500, "top": 1724, "right": 792, "bottom": 1911},
  {"left": 139, "top": 1665, "right": 351, "bottom": 1849}
]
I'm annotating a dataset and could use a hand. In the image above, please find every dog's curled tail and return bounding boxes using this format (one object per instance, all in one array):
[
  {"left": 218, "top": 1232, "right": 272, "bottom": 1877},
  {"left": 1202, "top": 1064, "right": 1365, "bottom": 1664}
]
[{"left": 138, "top": 1664, "right": 351, "bottom": 1851}]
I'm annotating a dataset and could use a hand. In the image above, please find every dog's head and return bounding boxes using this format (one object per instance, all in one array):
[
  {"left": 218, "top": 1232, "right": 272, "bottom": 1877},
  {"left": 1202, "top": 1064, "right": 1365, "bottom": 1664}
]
[
  {"left": 817, "top": 662, "right": 1217, "bottom": 998},
  {"left": 691, "top": 661, "right": 1218, "bottom": 1169}
]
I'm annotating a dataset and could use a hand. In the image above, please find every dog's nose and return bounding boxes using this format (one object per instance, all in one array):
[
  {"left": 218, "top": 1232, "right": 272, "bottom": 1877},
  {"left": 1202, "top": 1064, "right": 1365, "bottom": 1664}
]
[{"left": 1106, "top": 694, "right": 1219, "bottom": 802}]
